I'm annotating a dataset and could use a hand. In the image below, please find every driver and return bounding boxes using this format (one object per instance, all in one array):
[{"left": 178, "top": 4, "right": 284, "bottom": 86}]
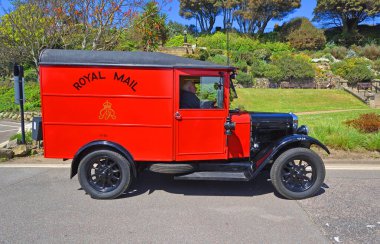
[{"left": 180, "top": 80, "right": 200, "bottom": 109}]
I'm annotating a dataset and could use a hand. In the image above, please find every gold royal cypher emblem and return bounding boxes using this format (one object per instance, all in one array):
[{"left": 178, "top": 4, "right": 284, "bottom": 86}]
[{"left": 99, "top": 100, "right": 116, "bottom": 120}]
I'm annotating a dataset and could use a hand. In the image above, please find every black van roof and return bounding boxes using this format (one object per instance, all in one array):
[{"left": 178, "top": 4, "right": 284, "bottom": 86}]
[{"left": 39, "top": 49, "right": 234, "bottom": 70}]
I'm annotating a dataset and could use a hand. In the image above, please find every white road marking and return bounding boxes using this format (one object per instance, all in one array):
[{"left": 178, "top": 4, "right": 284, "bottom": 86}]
[
  {"left": 0, "top": 164, "right": 70, "bottom": 168},
  {"left": 326, "top": 165, "right": 380, "bottom": 171},
  {"left": 0, "top": 121, "right": 21, "bottom": 125},
  {"left": 0, "top": 124, "right": 20, "bottom": 128},
  {"left": 0, "top": 129, "right": 19, "bottom": 133},
  {"left": 0, "top": 164, "right": 379, "bottom": 170}
]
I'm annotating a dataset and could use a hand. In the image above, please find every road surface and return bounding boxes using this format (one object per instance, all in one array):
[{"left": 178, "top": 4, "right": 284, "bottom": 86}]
[
  {"left": 0, "top": 120, "right": 20, "bottom": 143},
  {"left": 0, "top": 163, "right": 379, "bottom": 243}
]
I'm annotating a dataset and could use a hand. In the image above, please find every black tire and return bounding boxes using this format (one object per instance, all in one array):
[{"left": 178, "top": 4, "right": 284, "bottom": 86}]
[
  {"left": 270, "top": 148, "right": 325, "bottom": 200},
  {"left": 78, "top": 150, "right": 131, "bottom": 199}
]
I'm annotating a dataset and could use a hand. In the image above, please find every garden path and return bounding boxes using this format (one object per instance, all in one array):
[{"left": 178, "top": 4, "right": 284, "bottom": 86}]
[{"left": 297, "top": 108, "right": 377, "bottom": 115}]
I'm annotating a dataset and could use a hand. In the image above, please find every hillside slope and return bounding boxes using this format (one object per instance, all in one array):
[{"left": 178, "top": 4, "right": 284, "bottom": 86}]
[{"left": 231, "top": 89, "right": 368, "bottom": 113}]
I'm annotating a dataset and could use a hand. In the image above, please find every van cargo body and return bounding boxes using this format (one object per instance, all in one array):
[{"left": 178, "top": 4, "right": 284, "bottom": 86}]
[{"left": 39, "top": 50, "right": 245, "bottom": 162}]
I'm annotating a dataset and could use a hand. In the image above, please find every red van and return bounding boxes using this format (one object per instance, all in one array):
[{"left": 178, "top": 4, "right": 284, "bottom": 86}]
[{"left": 39, "top": 49, "right": 329, "bottom": 199}]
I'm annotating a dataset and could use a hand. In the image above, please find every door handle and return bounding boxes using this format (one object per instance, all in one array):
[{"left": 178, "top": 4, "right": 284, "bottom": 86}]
[{"left": 174, "top": 111, "right": 182, "bottom": 120}]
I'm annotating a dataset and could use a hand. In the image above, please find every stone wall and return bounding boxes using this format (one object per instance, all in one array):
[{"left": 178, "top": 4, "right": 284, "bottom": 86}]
[{"left": 0, "top": 111, "right": 41, "bottom": 122}]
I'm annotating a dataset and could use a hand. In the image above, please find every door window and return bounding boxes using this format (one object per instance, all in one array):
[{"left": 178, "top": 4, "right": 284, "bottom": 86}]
[{"left": 179, "top": 76, "right": 224, "bottom": 109}]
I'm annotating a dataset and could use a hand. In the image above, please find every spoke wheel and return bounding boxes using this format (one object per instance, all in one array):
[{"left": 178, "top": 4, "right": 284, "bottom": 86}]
[
  {"left": 270, "top": 148, "right": 325, "bottom": 200},
  {"left": 281, "top": 159, "right": 315, "bottom": 193},
  {"left": 78, "top": 150, "right": 132, "bottom": 199},
  {"left": 87, "top": 156, "right": 122, "bottom": 193}
]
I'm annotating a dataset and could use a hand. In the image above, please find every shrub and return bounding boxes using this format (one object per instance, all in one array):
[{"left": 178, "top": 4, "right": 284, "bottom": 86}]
[
  {"left": 252, "top": 48, "right": 272, "bottom": 61},
  {"left": 263, "top": 64, "right": 282, "bottom": 82},
  {"left": 183, "top": 48, "right": 209, "bottom": 61},
  {"left": 235, "top": 72, "right": 252, "bottom": 87},
  {"left": 271, "top": 55, "right": 315, "bottom": 82},
  {"left": 209, "top": 49, "right": 224, "bottom": 57},
  {"left": 346, "top": 49, "right": 357, "bottom": 58},
  {"left": 231, "top": 51, "right": 253, "bottom": 65},
  {"left": 196, "top": 48, "right": 209, "bottom": 61},
  {"left": 330, "top": 46, "right": 348, "bottom": 60},
  {"left": 197, "top": 32, "right": 291, "bottom": 54},
  {"left": 229, "top": 34, "right": 261, "bottom": 52},
  {"left": 207, "top": 54, "right": 228, "bottom": 65},
  {"left": 257, "top": 41, "right": 292, "bottom": 53},
  {"left": 165, "top": 34, "right": 195, "bottom": 47},
  {"left": 234, "top": 60, "right": 248, "bottom": 73},
  {"left": 0, "top": 82, "right": 41, "bottom": 112},
  {"left": 336, "top": 31, "right": 365, "bottom": 47},
  {"left": 356, "top": 44, "right": 380, "bottom": 60},
  {"left": 283, "top": 18, "right": 326, "bottom": 50},
  {"left": 24, "top": 68, "right": 38, "bottom": 82},
  {"left": 10, "top": 131, "right": 33, "bottom": 144},
  {"left": 345, "top": 113, "right": 380, "bottom": 133},
  {"left": 331, "top": 58, "right": 374, "bottom": 85},
  {"left": 250, "top": 59, "right": 268, "bottom": 77},
  {"left": 373, "top": 59, "right": 380, "bottom": 72}
]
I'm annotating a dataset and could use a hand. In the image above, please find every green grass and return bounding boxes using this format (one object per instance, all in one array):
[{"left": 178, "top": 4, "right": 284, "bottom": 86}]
[
  {"left": 299, "top": 109, "right": 380, "bottom": 151},
  {"left": 231, "top": 88, "right": 368, "bottom": 113},
  {"left": 10, "top": 131, "right": 33, "bottom": 144},
  {"left": 231, "top": 88, "right": 379, "bottom": 151}
]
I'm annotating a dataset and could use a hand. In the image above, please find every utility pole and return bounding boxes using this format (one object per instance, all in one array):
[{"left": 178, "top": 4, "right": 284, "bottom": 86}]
[{"left": 226, "top": 23, "right": 231, "bottom": 66}]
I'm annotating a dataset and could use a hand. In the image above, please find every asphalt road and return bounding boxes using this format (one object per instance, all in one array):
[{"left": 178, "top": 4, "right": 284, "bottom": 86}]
[
  {"left": 0, "top": 120, "right": 21, "bottom": 143},
  {"left": 0, "top": 165, "right": 379, "bottom": 243}
]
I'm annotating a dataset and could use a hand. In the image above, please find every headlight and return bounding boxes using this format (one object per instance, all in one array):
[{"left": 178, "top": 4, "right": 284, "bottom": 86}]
[
  {"left": 290, "top": 113, "right": 298, "bottom": 132},
  {"left": 297, "top": 125, "right": 309, "bottom": 135}
]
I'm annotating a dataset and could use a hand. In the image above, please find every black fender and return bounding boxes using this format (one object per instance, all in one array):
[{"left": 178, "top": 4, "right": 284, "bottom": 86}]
[
  {"left": 70, "top": 140, "right": 136, "bottom": 179},
  {"left": 250, "top": 134, "right": 329, "bottom": 179}
]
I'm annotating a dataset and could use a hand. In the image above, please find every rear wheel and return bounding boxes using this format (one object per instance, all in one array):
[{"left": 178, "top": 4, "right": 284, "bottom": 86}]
[
  {"left": 78, "top": 150, "right": 131, "bottom": 199},
  {"left": 270, "top": 148, "right": 325, "bottom": 200}
]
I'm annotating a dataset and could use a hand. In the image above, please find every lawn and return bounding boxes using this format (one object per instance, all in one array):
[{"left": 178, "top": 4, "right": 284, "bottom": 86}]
[
  {"left": 231, "top": 88, "right": 368, "bottom": 113},
  {"left": 299, "top": 109, "right": 380, "bottom": 151},
  {"left": 231, "top": 88, "right": 379, "bottom": 151}
]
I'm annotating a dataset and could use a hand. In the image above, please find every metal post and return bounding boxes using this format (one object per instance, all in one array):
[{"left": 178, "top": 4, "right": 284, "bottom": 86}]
[
  {"left": 195, "top": 19, "right": 198, "bottom": 47},
  {"left": 183, "top": 30, "right": 187, "bottom": 44},
  {"left": 14, "top": 64, "right": 26, "bottom": 144},
  {"left": 226, "top": 23, "right": 231, "bottom": 66}
]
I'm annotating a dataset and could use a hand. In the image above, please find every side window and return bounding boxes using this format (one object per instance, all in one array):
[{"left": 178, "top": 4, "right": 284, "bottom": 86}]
[{"left": 179, "top": 76, "right": 224, "bottom": 109}]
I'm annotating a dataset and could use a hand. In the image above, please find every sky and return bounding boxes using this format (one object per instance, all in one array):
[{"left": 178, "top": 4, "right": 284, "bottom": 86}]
[{"left": 1, "top": 0, "right": 379, "bottom": 32}]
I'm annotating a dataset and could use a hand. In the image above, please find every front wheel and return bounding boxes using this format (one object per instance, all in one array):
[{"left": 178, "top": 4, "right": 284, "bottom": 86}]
[
  {"left": 78, "top": 150, "right": 132, "bottom": 199},
  {"left": 270, "top": 148, "right": 325, "bottom": 200}
]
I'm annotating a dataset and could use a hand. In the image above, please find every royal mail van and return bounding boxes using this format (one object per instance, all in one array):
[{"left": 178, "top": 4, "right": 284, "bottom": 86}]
[{"left": 39, "top": 49, "right": 329, "bottom": 199}]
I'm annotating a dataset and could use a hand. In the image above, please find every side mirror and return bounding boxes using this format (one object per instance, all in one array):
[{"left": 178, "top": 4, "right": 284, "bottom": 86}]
[{"left": 214, "top": 82, "right": 222, "bottom": 90}]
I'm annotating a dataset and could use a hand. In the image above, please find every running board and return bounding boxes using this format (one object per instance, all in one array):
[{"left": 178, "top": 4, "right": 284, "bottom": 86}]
[{"left": 174, "top": 171, "right": 251, "bottom": 181}]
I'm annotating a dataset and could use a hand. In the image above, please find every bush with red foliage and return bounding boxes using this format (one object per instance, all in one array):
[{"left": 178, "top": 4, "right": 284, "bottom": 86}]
[{"left": 345, "top": 113, "right": 380, "bottom": 133}]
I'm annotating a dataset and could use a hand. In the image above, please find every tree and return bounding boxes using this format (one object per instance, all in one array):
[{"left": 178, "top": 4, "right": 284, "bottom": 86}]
[
  {"left": 179, "top": 0, "right": 220, "bottom": 33},
  {"left": 0, "top": 3, "right": 61, "bottom": 71},
  {"left": 134, "top": 1, "right": 168, "bottom": 51},
  {"left": 0, "top": 0, "right": 145, "bottom": 71},
  {"left": 281, "top": 18, "right": 326, "bottom": 50},
  {"left": 56, "top": 0, "right": 143, "bottom": 50},
  {"left": 216, "top": 0, "right": 239, "bottom": 29},
  {"left": 254, "top": 0, "right": 301, "bottom": 35},
  {"left": 234, "top": 0, "right": 301, "bottom": 35},
  {"left": 314, "top": 0, "right": 380, "bottom": 35},
  {"left": 167, "top": 21, "right": 187, "bottom": 37}
]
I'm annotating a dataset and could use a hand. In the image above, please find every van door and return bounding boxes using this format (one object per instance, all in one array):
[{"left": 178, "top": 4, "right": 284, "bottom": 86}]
[{"left": 174, "top": 69, "right": 229, "bottom": 161}]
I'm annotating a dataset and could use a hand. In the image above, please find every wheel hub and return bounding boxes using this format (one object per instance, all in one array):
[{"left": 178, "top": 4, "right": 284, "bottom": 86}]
[
  {"left": 282, "top": 160, "right": 314, "bottom": 192},
  {"left": 87, "top": 156, "right": 122, "bottom": 192}
]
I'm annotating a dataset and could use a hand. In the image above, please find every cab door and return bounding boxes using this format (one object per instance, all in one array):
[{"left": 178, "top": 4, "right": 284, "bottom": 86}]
[{"left": 174, "top": 69, "right": 229, "bottom": 161}]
